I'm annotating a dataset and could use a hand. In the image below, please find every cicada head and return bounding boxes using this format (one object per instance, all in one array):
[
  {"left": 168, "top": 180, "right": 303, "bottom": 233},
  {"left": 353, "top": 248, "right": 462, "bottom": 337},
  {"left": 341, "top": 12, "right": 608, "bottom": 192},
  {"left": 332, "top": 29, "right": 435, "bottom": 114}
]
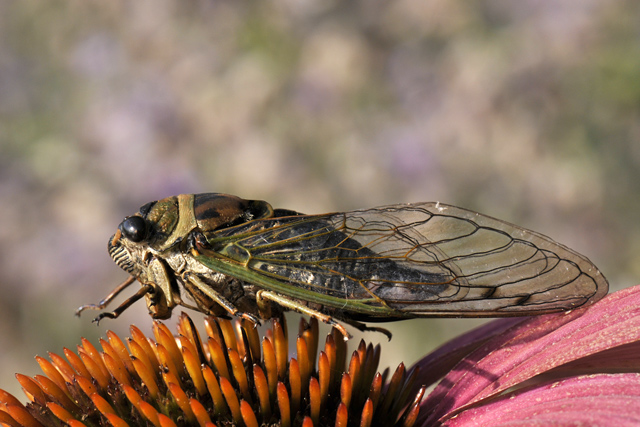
[
  {"left": 107, "top": 210, "right": 176, "bottom": 320},
  {"left": 106, "top": 197, "right": 184, "bottom": 315}
]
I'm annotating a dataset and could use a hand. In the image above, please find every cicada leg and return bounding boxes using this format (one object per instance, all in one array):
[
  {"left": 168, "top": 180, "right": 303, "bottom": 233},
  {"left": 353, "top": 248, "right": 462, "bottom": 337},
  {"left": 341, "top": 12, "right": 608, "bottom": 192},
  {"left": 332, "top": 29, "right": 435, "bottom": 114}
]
[
  {"left": 90, "top": 283, "right": 154, "bottom": 323},
  {"left": 256, "top": 290, "right": 352, "bottom": 340},
  {"left": 75, "top": 276, "right": 137, "bottom": 316},
  {"left": 185, "top": 274, "right": 262, "bottom": 325},
  {"left": 341, "top": 319, "right": 393, "bottom": 341}
]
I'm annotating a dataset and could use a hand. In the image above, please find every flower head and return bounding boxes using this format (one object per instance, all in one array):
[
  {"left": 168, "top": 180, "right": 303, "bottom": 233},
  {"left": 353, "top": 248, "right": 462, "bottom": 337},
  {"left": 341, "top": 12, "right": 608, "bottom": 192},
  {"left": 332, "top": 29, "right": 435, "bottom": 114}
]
[{"left": 0, "top": 314, "right": 423, "bottom": 427}]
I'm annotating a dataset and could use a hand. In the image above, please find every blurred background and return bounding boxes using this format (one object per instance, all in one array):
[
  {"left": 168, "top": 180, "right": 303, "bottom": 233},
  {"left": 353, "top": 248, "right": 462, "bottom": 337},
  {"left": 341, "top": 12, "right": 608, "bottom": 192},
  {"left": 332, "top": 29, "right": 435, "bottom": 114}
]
[{"left": 1, "top": 0, "right": 639, "bottom": 399}]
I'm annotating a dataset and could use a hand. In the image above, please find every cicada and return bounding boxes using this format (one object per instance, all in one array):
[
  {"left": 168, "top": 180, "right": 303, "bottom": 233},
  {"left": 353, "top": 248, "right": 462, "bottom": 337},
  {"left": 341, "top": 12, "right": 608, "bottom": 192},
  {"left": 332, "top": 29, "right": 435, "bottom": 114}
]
[{"left": 77, "top": 193, "right": 609, "bottom": 338}]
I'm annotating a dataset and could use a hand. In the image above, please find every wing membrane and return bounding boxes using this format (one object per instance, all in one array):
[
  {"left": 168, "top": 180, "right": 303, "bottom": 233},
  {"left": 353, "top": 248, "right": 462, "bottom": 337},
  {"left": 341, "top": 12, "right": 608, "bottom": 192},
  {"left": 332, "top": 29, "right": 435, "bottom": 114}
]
[{"left": 204, "top": 203, "right": 608, "bottom": 318}]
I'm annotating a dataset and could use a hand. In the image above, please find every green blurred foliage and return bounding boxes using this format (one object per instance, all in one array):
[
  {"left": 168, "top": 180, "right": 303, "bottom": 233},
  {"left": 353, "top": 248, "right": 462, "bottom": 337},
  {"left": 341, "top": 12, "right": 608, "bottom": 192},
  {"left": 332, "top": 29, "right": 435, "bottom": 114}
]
[{"left": 1, "top": 0, "right": 639, "bottom": 400}]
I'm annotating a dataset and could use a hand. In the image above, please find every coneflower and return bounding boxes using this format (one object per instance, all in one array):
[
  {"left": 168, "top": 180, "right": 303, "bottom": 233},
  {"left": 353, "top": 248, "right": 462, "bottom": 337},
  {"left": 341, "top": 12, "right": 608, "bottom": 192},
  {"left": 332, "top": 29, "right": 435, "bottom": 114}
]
[{"left": 0, "top": 314, "right": 423, "bottom": 427}]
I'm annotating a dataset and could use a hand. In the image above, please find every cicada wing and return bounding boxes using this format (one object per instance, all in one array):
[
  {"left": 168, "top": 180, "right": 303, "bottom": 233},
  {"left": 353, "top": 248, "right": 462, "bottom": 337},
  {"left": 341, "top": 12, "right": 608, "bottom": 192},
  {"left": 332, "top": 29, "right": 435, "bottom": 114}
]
[
  {"left": 206, "top": 203, "right": 608, "bottom": 318},
  {"left": 334, "top": 202, "right": 609, "bottom": 316}
]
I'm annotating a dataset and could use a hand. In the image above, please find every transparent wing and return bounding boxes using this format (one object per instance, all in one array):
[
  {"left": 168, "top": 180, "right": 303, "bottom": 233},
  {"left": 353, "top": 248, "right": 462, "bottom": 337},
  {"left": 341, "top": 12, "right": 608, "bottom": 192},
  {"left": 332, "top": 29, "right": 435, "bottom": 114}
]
[{"left": 205, "top": 203, "right": 608, "bottom": 318}]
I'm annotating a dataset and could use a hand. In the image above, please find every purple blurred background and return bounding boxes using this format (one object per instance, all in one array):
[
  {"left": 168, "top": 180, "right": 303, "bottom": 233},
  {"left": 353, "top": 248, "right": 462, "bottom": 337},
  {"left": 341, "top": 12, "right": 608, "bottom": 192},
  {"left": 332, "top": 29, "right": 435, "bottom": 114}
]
[{"left": 2, "top": 1, "right": 639, "bottom": 398}]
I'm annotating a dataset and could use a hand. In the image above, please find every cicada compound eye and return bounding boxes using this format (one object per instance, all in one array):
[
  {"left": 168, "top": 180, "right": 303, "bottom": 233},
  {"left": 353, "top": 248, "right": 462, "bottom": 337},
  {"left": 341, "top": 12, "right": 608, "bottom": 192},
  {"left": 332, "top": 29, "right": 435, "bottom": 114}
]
[{"left": 120, "top": 216, "right": 147, "bottom": 242}]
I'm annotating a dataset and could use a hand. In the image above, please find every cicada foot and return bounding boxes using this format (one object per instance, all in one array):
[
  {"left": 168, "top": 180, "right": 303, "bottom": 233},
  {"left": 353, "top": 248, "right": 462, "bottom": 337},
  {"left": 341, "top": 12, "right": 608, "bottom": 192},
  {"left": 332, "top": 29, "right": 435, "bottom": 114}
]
[
  {"left": 342, "top": 319, "right": 393, "bottom": 341},
  {"left": 92, "top": 311, "right": 117, "bottom": 325},
  {"left": 236, "top": 311, "right": 262, "bottom": 326},
  {"left": 75, "top": 304, "right": 100, "bottom": 316}
]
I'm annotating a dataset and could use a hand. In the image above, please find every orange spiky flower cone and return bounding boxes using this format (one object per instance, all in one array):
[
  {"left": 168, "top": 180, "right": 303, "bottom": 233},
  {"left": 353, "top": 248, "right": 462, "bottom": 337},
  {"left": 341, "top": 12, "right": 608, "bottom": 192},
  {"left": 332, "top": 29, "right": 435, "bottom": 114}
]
[{"left": 0, "top": 313, "right": 424, "bottom": 427}]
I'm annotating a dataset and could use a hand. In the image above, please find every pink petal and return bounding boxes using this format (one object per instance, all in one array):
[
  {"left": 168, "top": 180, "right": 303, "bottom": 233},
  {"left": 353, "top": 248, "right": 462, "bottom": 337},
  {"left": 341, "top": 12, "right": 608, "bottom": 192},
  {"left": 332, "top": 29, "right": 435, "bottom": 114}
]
[
  {"left": 418, "top": 285, "right": 640, "bottom": 426},
  {"left": 410, "top": 317, "right": 527, "bottom": 389},
  {"left": 443, "top": 373, "right": 640, "bottom": 427}
]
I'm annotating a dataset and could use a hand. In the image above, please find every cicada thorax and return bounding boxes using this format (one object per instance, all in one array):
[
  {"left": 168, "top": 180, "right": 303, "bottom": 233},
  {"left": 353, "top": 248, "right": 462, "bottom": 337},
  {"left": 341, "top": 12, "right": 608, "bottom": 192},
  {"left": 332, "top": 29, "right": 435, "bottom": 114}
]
[{"left": 192, "top": 193, "right": 276, "bottom": 234}]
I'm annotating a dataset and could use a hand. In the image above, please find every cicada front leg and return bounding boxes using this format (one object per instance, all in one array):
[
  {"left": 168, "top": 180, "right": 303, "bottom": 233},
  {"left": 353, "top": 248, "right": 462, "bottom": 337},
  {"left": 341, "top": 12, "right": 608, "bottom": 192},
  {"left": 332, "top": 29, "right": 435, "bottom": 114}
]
[
  {"left": 86, "top": 283, "right": 155, "bottom": 323},
  {"left": 75, "top": 276, "right": 137, "bottom": 315}
]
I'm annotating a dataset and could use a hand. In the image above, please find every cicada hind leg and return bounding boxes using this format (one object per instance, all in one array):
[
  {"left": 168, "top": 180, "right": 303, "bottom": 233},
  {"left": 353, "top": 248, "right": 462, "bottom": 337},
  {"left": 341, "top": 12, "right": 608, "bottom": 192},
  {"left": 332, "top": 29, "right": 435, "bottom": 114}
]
[
  {"left": 255, "top": 290, "right": 394, "bottom": 340},
  {"left": 255, "top": 290, "right": 355, "bottom": 339}
]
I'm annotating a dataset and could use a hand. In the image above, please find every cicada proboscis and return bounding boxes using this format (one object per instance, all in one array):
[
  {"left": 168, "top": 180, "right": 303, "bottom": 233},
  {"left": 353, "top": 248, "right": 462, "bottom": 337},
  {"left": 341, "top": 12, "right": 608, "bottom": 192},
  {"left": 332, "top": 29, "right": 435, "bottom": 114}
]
[{"left": 77, "top": 193, "right": 608, "bottom": 338}]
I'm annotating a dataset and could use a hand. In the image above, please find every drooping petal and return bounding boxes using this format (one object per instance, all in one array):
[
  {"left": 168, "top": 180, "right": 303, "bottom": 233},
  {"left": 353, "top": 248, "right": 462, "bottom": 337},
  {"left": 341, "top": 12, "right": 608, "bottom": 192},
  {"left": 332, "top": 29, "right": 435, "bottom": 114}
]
[
  {"left": 411, "top": 317, "right": 526, "bottom": 390},
  {"left": 418, "top": 285, "right": 640, "bottom": 426},
  {"left": 443, "top": 373, "right": 640, "bottom": 427}
]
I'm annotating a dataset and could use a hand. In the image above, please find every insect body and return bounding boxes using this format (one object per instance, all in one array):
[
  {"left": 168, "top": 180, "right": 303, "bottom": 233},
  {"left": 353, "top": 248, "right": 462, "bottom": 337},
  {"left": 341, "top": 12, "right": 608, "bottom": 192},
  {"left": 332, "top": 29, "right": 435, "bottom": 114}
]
[{"left": 77, "top": 193, "right": 609, "bottom": 338}]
